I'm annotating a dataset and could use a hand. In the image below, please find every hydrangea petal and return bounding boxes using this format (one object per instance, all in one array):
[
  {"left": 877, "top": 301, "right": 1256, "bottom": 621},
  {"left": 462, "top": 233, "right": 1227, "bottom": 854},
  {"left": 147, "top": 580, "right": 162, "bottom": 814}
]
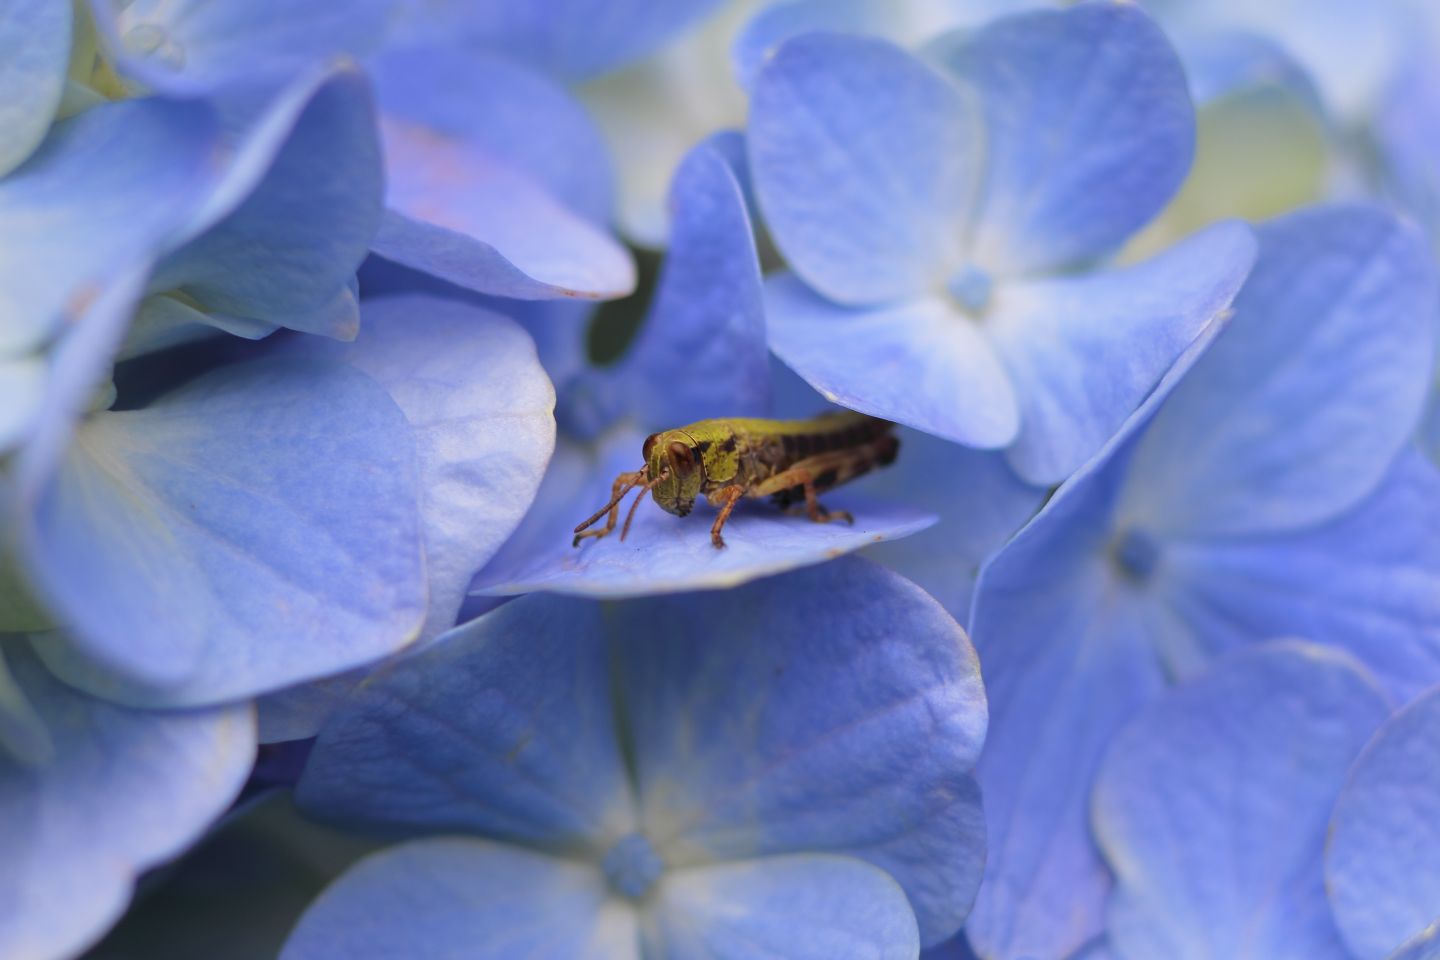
[
  {"left": 281, "top": 838, "right": 639, "bottom": 960},
  {"left": 620, "top": 133, "right": 769, "bottom": 423},
  {"left": 278, "top": 295, "right": 556, "bottom": 641},
  {"left": 1393, "top": 927, "right": 1440, "bottom": 960},
  {"left": 766, "top": 274, "right": 1020, "bottom": 448},
  {"left": 0, "top": 358, "right": 44, "bottom": 455},
  {"left": 0, "top": 96, "right": 220, "bottom": 355},
  {"left": 1327, "top": 685, "right": 1440, "bottom": 960},
  {"left": 991, "top": 219, "right": 1256, "bottom": 485},
  {"left": 0, "top": 0, "right": 71, "bottom": 177},
  {"left": 749, "top": 31, "right": 982, "bottom": 305},
  {"left": 297, "top": 597, "right": 636, "bottom": 853},
  {"left": 388, "top": 0, "right": 724, "bottom": 83},
  {"left": 933, "top": 2, "right": 1194, "bottom": 275},
  {"left": 471, "top": 426, "right": 935, "bottom": 600},
  {"left": 0, "top": 641, "right": 254, "bottom": 960},
  {"left": 88, "top": 0, "right": 393, "bottom": 96},
  {"left": 617, "top": 557, "right": 987, "bottom": 946},
  {"left": 146, "top": 68, "right": 383, "bottom": 340},
  {"left": 647, "top": 855, "right": 919, "bottom": 959},
  {"left": 22, "top": 359, "right": 426, "bottom": 705},
  {"left": 1093, "top": 642, "right": 1389, "bottom": 960},
  {"left": 1151, "top": 449, "right": 1440, "bottom": 700},
  {"left": 1123, "top": 205, "right": 1439, "bottom": 538},
  {"left": 372, "top": 45, "right": 615, "bottom": 226}
]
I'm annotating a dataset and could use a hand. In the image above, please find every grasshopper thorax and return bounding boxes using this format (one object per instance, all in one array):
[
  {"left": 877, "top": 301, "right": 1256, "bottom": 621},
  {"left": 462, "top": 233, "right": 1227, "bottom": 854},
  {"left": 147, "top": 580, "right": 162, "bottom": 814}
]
[{"left": 643, "top": 430, "right": 704, "bottom": 516}]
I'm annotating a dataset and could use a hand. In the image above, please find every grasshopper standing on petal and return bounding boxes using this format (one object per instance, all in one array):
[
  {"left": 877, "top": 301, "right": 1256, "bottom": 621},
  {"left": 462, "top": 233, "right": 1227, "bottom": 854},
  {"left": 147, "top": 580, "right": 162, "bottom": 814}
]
[{"left": 573, "top": 411, "right": 900, "bottom": 549}]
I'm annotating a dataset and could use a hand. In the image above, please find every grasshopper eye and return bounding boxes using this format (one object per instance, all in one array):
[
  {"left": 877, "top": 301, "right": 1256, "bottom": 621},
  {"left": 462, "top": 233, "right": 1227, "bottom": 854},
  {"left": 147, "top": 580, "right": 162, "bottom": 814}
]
[
  {"left": 668, "top": 440, "right": 695, "bottom": 472},
  {"left": 642, "top": 434, "right": 660, "bottom": 461}
]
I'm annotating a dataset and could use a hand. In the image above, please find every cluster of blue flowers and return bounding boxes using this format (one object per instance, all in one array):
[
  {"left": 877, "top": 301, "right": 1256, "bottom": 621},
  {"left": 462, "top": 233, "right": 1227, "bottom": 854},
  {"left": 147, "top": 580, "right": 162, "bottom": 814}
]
[{"left": 2, "top": 1, "right": 1438, "bottom": 958}]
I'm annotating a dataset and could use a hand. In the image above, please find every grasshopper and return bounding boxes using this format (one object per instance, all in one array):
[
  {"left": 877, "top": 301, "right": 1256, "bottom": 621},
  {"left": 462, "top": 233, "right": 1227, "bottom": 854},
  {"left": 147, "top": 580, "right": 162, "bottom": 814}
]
[{"left": 573, "top": 411, "right": 899, "bottom": 549}]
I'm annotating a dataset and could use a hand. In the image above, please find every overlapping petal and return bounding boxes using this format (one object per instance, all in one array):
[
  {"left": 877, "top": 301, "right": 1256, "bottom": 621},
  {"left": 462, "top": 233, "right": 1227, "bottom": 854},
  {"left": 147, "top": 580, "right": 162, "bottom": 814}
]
[
  {"left": 615, "top": 557, "right": 988, "bottom": 946},
  {"left": 0, "top": 641, "right": 254, "bottom": 960},
  {"left": 22, "top": 359, "right": 427, "bottom": 706},
  {"left": 1327, "top": 685, "right": 1440, "bottom": 960},
  {"left": 281, "top": 838, "right": 638, "bottom": 960},
  {"left": 1093, "top": 642, "right": 1389, "bottom": 960},
  {"left": 647, "top": 855, "right": 919, "bottom": 959},
  {"left": 932, "top": 2, "right": 1194, "bottom": 275},
  {"left": 297, "top": 596, "right": 636, "bottom": 853},
  {"left": 749, "top": 31, "right": 982, "bottom": 305},
  {"left": 990, "top": 219, "right": 1255, "bottom": 484},
  {"left": 1123, "top": 205, "right": 1438, "bottom": 538},
  {"left": 0, "top": 0, "right": 71, "bottom": 177}
]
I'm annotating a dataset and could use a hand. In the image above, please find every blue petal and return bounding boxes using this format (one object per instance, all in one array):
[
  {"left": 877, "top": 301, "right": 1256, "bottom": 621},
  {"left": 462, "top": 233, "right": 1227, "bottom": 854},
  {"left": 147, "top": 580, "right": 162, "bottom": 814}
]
[
  {"left": 0, "top": 96, "right": 220, "bottom": 356},
  {"left": 1149, "top": 449, "right": 1440, "bottom": 701},
  {"left": 88, "top": 0, "right": 394, "bottom": 96},
  {"left": 991, "top": 219, "right": 1256, "bottom": 485},
  {"left": 1327, "top": 684, "right": 1440, "bottom": 960},
  {"left": 389, "top": 0, "right": 724, "bottom": 83},
  {"left": 278, "top": 294, "right": 556, "bottom": 641},
  {"left": 732, "top": 0, "right": 892, "bottom": 91},
  {"left": 620, "top": 133, "right": 769, "bottom": 423},
  {"left": 297, "top": 596, "right": 636, "bottom": 852},
  {"left": 648, "top": 855, "right": 919, "bottom": 959},
  {"left": 1124, "top": 205, "right": 1439, "bottom": 538},
  {"left": 0, "top": 358, "right": 44, "bottom": 456},
  {"left": 1392, "top": 929, "right": 1440, "bottom": 960},
  {"left": 615, "top": 557, "right": 987, "bottom": 946},
  {"left": 0, "top": 641, "right": 253, "bottom": 960},
  {"left": 147, "top": 68, "right": 383, "bottom": 340},
  {"left": 860, "top": 428, "right": 1046, "bottom": 622},
  {"left": 281, "top": 838, "right": 639, "bottom": 960},
  {"left": 370, "top": 45, "right": 615, "bottom": 227},
  {"left": 20, "top": 359, "right": 427, "bottom": 705},
  {"left": 1375, "top": 50, "right": 1440, "bottom": 243},
  {"left": 0, "top": 0, "right": 71, "bottom": 176},
  {"left": 748, "top": 31, "right": 982, "bottom": 304},
  {"left": 471, "top": 425, "right": 935, "bottom": 600},
  {"left": 1094, "top": 642, "right": 1389, "bottom": 960},
  {"left": 932, "top": 2, "right": 1193, "bottom": 275},
  {"left": 766, "top": 275, "right": 1020, "bottom": 448}
]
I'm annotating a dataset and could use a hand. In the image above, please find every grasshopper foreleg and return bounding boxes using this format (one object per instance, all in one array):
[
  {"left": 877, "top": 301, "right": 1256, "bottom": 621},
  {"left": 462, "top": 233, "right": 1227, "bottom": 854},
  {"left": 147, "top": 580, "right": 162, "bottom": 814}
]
[
  {"left": 573, "top": 468, "right": 647, "bottom": 546},
  {"left": 707, "top": 484, "right": 745, "bottom": 549}
]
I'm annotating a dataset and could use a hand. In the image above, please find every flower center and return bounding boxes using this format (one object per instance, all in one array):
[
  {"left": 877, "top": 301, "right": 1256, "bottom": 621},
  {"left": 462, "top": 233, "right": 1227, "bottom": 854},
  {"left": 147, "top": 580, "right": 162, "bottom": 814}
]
[
  {"left": 600, "top": 832, "right": 664, "bottom": 900},
  {"left": 1112, "top": 527, "right": 1162, "bottom": 582},
  {"left": 946, "top": 263, "right": 994, "bottom": 315}
]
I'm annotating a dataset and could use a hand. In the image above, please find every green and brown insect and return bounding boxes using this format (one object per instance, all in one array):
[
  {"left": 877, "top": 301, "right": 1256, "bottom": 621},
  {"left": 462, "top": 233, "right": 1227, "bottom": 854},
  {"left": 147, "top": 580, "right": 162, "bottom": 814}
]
[{"left": 573, "top": 411, "right": 899, "bottom": 549}]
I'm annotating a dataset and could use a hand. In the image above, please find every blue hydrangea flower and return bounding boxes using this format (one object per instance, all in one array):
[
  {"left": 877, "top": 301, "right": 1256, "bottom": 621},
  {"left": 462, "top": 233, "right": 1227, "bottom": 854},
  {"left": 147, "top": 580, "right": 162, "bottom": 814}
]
[
  {"left": 469, "top": 133, "right": 937, "bottom": 602},
  {"left": 1091, "top": 642, "right": 1391, "bottom": 960},
  {"left": 965, "top": 204, "right": 1440, "bottom": 960},
  {"left": 748, "top": 2, "right": 1258, "bottom": 485},
  {"left": 0, "top": 0, "right": 73, "bottom": 176},
  {"left": 285, "top": 557, "right": 988, "bottom": 957},
  {"left": 1327, "top": 684, "right": 1440, "bottom": 959},
  {"left": 0, "top": 640, "right": 254, "bottom": 959}
]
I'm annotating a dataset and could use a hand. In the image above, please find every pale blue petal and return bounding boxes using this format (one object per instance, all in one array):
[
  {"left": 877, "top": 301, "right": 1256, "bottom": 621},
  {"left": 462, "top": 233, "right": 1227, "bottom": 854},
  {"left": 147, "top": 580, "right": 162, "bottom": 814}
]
[
  {"left": 370, "top": 45, "right": 615, "bottom": 226},
  {"left": 471, "top": 426, "right": 935, "bottom": 600},
  {"left": 1375, "top": 51, "right": 1440, "bottom": 243},
  {"left": 281, "top": 838, "right": 639, "bottom": 960},
  {"left": 0, "top": 358, "right": 44, "bottom": 456},
  {"left": 297, "top": 597, "right": 637, "bottom": 853},
  {"left": 766, "top": 274, "right": 1020, "bottom": 448},
  {"left": 88, "top": 0, "right": 394, "bottom": 96},
  {"left": 1094, "top": 642, "right": 1389, "bottom": 960},
  {"left": 0, "top": 0, "right": 71, "bottom": 176},
  {"left": 749, "top": 31, "right": 982, "bottom": 304},
  {"left": 1424, "top": 391, "right": 1440, "bottom": 467},
  {"left": 1392, "top": 927, "right": 1440, "bottom": 960},
  {"left": 21, "top": 359, "right": 427, "bottom": 706},
  {"left": 1123, "top": 205, "right": 1439, "bottom": 538},
  {"left": 1327, "top": 685, "right": 1440, "bottom": 960},
  {"left": 1150, "top": 449, "right": 1440, "bottom": 701},
  {"left": 388, "top": 0, "right": 724, "bottom": 83},
  {"left": 0, "top": 96, "right": 220, "bottom": 355},
  {"left": 620, "top": 133, "right": 769, "bottom": 423},
  {"left": 991, "top": 219, "right": 1256, "bottom": 485},
  {"left": 647, "top": 855, "right": 918, "bottom": 959},
  {"left": 0, "top": 641, "right": 254, "bottom": 960},
  {"left": 147, "top": 68, "right": 383, "bottom": 340},
  {"left": 861, "top": 428, "right": 1046, "bottom": 622},
  {"left": 732, "top": 0, "right": 891, "bottom": 91},
  {"left": 933, "top": 2, "right": 1193, "bottom": 275},
  {"left": 277, "top": 295, "right": 555, "bottom": 641},
  {"left": 616, "top": 557, "right": 987, "bottom": 946}
]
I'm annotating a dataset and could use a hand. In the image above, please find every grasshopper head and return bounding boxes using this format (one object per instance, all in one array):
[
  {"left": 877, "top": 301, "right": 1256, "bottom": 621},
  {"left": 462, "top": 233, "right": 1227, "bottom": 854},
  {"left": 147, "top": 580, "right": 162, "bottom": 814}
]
[{"left": 643, "top": 430, "right": 704, "bottom": 516}]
